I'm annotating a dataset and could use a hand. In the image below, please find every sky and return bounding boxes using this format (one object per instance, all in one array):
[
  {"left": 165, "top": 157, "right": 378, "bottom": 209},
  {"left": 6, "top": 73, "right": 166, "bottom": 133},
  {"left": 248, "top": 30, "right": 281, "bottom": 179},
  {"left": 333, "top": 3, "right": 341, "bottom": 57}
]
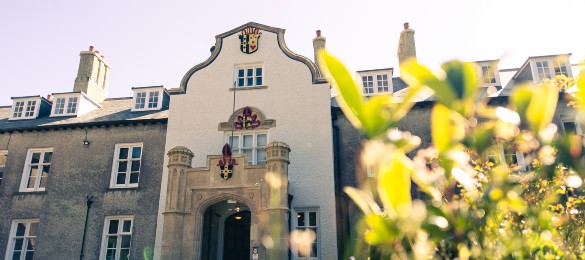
[{"left": 1, "top": 0, "right": 584, "bottom": 105}]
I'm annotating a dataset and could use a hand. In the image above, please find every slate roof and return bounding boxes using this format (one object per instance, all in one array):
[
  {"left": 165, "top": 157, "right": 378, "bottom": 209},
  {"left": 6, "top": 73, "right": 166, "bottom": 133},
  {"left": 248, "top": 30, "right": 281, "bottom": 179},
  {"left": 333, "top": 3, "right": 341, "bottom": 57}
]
[{"left": 0, "top": 97, "right": 168, "bottom": 132}]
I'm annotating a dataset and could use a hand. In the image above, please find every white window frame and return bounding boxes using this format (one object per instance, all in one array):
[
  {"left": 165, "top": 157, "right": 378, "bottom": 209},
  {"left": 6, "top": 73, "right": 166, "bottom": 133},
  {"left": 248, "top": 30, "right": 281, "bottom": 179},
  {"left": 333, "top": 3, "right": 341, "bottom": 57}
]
[
  {"left": 99, "top": 216, "right": 134, "bottom": 260},
  {"left": 0, "top": 150, "right": 6, "bottom": 186},
  {"left": 481, "top": 65, "right": 496, "bottom": 84},
  {"left": 10, "top": 98, "right": 40, "bottom": 120},
  {"left": 110, "top": 143, "right": 143, "bottom": 188},
  {"left": 293, "top": 208, "right": 319, "bottom": 259},
  {"left": 235, "top": 64, "right": 264, "bottom": 88},
  {"left": 19, "top": 148, "right": 53, "bottom": 192},
  {"left": 487, "top": 145, "right": 527, "bottom": 172},
  {"left": 553, "top": 60, "right": 569, "bottom": 77},
  {"left": 226, "top": 131, "right": 268, "bottom": 165},
  {"left": 132, "top": 89, "right": 163, "bottom": 111},
  {"left": 359, "top": 72, "right": 393, "bottom": 96},
  {"left": 535, "top": 61, "right": 552, "bottom": 81},
  {"left": 5, "top": 219, "right": 39, "bottom": 260},
  {"left": 51, "top": 94, "right": 80, "bottom": 117}
]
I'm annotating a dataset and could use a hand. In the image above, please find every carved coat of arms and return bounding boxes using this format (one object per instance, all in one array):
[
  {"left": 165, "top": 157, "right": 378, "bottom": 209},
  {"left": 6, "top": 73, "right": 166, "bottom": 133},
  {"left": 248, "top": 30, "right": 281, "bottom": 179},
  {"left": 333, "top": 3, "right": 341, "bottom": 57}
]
[
  {"left": 239, "top": 27, "right": 261, "bottom": 54},
  {"left": 217, "top": 143, "right": 238, "bottom": 180},
  {"left": 234, "top": 107, "right": 261, "bottom": 130}
]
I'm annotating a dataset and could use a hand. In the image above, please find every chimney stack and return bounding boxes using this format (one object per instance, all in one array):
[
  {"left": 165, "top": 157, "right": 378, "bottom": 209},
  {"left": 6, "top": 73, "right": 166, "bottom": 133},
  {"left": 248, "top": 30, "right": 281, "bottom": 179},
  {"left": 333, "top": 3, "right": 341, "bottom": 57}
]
[
  {"left": 73, "top": 46, "right": 111, "bottom": 103},
  {"left": 312, "top": 30, "right": 326, "bottom": 79},
  {"left": 397, "top": 22, "right": 417, "bottom": 68}
]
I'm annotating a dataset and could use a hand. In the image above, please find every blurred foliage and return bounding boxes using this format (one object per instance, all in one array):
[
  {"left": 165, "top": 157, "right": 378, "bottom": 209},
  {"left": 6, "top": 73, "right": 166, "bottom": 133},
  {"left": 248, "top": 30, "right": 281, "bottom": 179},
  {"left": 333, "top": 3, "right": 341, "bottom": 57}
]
[{"left": 319, "top": 51, "right": 585, "bottom": 259}]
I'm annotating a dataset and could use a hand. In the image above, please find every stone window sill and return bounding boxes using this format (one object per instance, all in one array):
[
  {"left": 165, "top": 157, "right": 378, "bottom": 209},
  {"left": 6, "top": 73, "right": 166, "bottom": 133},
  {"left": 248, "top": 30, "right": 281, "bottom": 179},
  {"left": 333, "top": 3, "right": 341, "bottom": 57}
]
[
  {"left": 106, "top": 187, "right": 140, "bottom": 191},
  {"left": 229, "top": 86, "right": 268, "bottom": 91},
  {"left": 14, "top": 191, "right": 47, "bottom": 196}
]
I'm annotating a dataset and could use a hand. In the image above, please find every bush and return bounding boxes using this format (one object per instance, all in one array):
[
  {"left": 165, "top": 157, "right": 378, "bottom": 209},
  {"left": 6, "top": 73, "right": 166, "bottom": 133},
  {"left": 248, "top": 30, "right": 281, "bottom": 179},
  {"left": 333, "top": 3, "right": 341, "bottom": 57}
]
[{"left": 319, "top": 52, "right": 585, "bottom": 259}]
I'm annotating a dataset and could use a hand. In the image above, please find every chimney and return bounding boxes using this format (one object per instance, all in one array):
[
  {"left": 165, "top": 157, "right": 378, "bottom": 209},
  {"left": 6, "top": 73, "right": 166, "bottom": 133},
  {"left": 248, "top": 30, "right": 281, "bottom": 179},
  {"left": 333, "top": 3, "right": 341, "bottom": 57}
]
[
  {"left": 312, "top": 30, "right": 326, "bottom": 78},
  {"left": 73, "top": 46, "right": 111, "bottom": 103},
  {"left": 397, "top": 22, "right": 416, "bottom": 67}
]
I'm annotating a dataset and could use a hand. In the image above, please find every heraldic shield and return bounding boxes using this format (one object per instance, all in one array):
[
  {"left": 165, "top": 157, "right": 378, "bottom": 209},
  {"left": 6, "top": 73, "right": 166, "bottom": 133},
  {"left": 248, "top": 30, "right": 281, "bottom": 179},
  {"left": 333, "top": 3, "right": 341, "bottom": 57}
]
[
  {"left": 218, "top": 143, "right": 238, "bottom": 180},
  {"left": 239, "top": 27, "right": 261, "bottom": 54}
]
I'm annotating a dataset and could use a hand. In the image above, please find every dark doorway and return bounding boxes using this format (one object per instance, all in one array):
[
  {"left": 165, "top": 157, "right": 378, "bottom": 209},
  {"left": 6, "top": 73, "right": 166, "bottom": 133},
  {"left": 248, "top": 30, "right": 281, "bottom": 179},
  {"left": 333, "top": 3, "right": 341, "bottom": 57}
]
[{"left": 223, "top": 211, "right": 251, "bottom": 260}]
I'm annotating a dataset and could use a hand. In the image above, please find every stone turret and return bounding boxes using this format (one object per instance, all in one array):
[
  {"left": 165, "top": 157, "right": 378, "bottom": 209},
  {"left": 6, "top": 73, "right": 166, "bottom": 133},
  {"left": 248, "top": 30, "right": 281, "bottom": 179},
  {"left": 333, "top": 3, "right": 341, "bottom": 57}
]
[
  {"left": 73, "top": 46, "right": 111, "bottom": 103},
  {"left": 312, "top": 30, "right": 326, "bottom": 79},
  {"left": 397, "top": 22, "right": 417, "bottom": 69},
  {"left": 166, "top": 146, "right": 194, "bottom": 212},
  {"left": 265, "top": 141, "right": 290, "bottom": 260}
]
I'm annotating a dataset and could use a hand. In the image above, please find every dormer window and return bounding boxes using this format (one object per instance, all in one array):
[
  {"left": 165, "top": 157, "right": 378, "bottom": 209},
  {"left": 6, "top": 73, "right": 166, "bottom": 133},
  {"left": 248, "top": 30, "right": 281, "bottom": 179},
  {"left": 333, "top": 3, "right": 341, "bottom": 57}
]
[
  {"left": 357, "top": 69, "right": 393, "bottom": 96},
  {"left": 131, "top": 86, "right": 168, "bottom": 111},
  {"left": 481, "top": 65, "right": 496, "bottom": 84},
  {"left": 53, "top": 97, "right": 78, "bottom": 115},
  {"left": 553, "top": 60, "right": 568, "bottom": 76},
  {"left": 10, "top": 96, "right": 49, "bottom": 120},
  {"left": 536, "top": 61, "right": 552, "bottom": 80},
  {"left": 235, "top": 64, "right": 264, "bottom": 88}
]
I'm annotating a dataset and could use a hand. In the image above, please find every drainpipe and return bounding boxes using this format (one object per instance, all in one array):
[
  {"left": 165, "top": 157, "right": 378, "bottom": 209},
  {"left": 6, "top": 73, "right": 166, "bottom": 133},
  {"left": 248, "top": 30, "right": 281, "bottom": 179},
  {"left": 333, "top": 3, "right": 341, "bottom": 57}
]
[{"left": 80, "top": 195, "right": 94, "bottom": 260}]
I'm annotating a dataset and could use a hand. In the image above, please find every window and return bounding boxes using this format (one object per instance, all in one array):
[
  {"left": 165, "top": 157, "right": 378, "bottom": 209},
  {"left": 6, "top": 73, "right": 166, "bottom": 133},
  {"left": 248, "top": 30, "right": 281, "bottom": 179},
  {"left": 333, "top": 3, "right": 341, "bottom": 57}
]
[
  {"left": 20, "top": 148, "right": 52, "bottom": 192},
  {"left": 13, "top": 101, "right": 24, "bottom": 118},
  {"left": 135, "top": 92, "right": 146, "bottom": 109},
  {"left": 227, "top": 132, "right": 267, "bottom": 165},
  {"left": 376, "top": 75, "right": 389, "bottom": 93},
  {"left": 134, "top": 91, "right": 159, "bottom": 110},
  {"left": 12, "top": 100, "right": 37, "bottom": 119},
  {"left": 0, "top": 151, "right": 6, "bottom": 186},
  {"left": 481, "top": 65, "right": 496, "bottom": 84},
  {"left": 295, "top": 209, "right": 319, "bottom": 258},
  {"left": 6, "top": 219, "right": 39, "bottom": 260},
  {"left": 147, "top": 92, "right": 159, "bottom": 108},
  {"left": 236, "top": 65, "right": 263, "bottom": 88},
  {"left": 360, "top": 73, "right": 392, "bottom": 95},
  {"left": 362, "top": 76, "right": 373, "bottom": 94},
  {"left": 100, "top": 216, "right": 133, "bottom": 260},
  {"left": 536, "top": 61, "right": 551, "bottom": 80},
  {"left": 53, "top": 97, "right": 79, "bottom": 115},
  {"left": 553, "top": 60, "right": 568, "bottom": 76},
  {"left": 111, "top": 143, "right": 142, "bottom": 188}
]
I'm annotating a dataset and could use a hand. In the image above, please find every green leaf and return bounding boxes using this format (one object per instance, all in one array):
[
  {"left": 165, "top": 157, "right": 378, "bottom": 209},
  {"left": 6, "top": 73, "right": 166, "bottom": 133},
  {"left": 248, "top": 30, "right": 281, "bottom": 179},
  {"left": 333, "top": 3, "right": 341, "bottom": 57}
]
[
  {"left": 441, "top": 61, "right": 478, "bottom": 101},
  {"left": 362, "top": 95, "right": 392, "bottom": 138},
  {"left": 377, "top": 153, "right": 413, "bottom": 212},
  {"left": 527, "top": 85, "right": 558, "bottom": 134},
  {"left": 431, "top": 104, "right": 453, "bottom": 153},
  {"left": 344, "top": 186, "right": 382, "bottom": 216},
  {"left": 400, "top": 59, "right": 456, "bottom": 105},
  {"left": 510, "top": 86, "right": 533, "bottom": 129},
  {"left": 364, "top": 214, "right": 395, "bottom": 245},
  {"left": 576, "top": 68, "right": 585, "bottom": 110},
  {"left": 318, "top": 51, "right": 363, "bottom": 129}
]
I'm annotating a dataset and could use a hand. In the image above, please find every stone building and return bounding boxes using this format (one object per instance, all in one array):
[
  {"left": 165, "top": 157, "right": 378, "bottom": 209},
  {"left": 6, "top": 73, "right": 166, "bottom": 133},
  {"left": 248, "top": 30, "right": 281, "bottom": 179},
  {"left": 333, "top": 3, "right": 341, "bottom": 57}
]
[{"left": 0, "top": 48, "right": 168, "bottom": 259}]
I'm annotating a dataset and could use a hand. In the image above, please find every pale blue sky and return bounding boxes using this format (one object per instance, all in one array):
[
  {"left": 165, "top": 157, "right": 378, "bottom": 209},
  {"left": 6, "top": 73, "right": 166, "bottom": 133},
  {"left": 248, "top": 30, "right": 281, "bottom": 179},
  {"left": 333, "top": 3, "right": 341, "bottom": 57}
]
[{"left": 1, "top": 0, "right": 583, "bottom": 105}]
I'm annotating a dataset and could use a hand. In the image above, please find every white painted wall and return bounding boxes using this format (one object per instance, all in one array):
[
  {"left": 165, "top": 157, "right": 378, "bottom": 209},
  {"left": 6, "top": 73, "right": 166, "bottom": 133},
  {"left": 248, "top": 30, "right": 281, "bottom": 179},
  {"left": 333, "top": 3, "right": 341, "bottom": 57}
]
[{"left": 154, "top": 26, "right": 337, "bottom": 260}]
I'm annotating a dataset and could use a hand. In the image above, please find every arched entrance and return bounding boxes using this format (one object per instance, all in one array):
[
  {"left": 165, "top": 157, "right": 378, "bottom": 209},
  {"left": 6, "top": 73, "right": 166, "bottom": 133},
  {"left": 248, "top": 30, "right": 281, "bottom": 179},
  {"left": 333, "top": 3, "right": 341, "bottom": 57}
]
[{"left": 201, "top": 200, "right": 251, "bottom": 260}]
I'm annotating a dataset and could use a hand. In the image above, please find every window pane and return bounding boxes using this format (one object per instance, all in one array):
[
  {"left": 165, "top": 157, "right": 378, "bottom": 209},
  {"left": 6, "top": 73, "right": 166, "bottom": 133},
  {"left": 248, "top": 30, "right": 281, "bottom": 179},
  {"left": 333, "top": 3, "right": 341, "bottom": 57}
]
[
  {"left": 14, "top": 238, "right": 23, "bottom": 251},
  {"left": 247, "top": 77, "right": 253, "bottom": 86},
  {"left": 123, "top": 220, "right": 132, "bottom": 232},
  {"left": 40, "top": 166, "right": 49, "bottom": 188},
  {"left": 43, "top": 152, "right": 52, "bottom": 163},
  {"left": 238, "top": 78, "right": 245, "bottom": 87},
  {"left": 256, "top": 134, "right": 267, "bottom": 146},
  {"left": 256, "top": 149, "right": 266, "bottom": 164},
  {"left": 31, "top": 153, "right": 41, "bottom": 164},
  {"left": 108, "top": 220, "right": 119, "bottom": 234},
  {"left": 243, "top": 135, "right": 253, "bottom": 148},
  {"left": 309, "top": 212, "right": 317, "bottom": 226},
  {"left": 26, "top": 239, "right": 35, "bottom": 251},
  {"left": 229, "top": 136, "right": 239, "bottom": 149},
  {"left": 297, "top": 212, "right": 305, "bottom": 227},
  {"left": 238, "top": 69, "right": 245, "bottom": 77},
  {"left": 117, "top": 173, "right": 126, "bottom": 185},
  {"left": 11, "top": 251, "right": 21, "bottom": 260},
  {"left": 27, "top": 166, "right": 38, "bottom": 188},
  {"left": 25, "top": 251, "right": 34, "bottom": 260},
  {"left": 120, "top": 249, "right": 130, "bottom": 260},
  {"left": 16, "top": 223, "right": 26, "bottom": 236},
  {"left": 119, "top": 148, "right": 129, "bottom": 159},
  {"left": 243, "top": 149, "right": 253, "bottom": 164},
  {"left": 247, "top": 68, "right": 253, "bottom": 77},
  {"left": 256, "top": 68, "right": 262, "bottom": 76},
  {"left": 130, "top": 172, "right": 139, "bottom": 184},
  {"left": 107, "top": 236, "right": 117, "bottom": 248},
  {"left": 106, "top": 249, "right": 116, "bottom": 259},
  {"left": 256, "top": 77, "right": 262, "bottom": 86},
  {"left": 131, "top": 147, "right": 141, "bottom": 159},
  {"left": 121, "top": 235, "right": 131, "bottom": 248},
  {"left": 118, "top": 162, "right": 128, "bottom": 172},
  {"left": 131, "top": 161, "right": 140, "bottom": 172}
]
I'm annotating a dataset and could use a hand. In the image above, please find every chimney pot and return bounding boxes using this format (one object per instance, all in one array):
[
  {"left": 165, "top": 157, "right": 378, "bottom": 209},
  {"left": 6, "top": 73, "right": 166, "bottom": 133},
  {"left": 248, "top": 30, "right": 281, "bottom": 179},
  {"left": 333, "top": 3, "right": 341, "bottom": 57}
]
[
  {"left": 404, "top": 23, "right": 409, "bottom": 30},
  {"left": 95, "top": 50, "right": 100, "bottom": 54},
  {"left": 47, "top": 94, "right": 53, "bottom": 101},
  {"left": 316, "top": 30, "right": 321, "bottom": 37},
  {"left": 101, "top": 55, "right": 105, "bottom": 59},
  {"left": 89, "top": 46, "right": 95, "bottom": 52}
]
